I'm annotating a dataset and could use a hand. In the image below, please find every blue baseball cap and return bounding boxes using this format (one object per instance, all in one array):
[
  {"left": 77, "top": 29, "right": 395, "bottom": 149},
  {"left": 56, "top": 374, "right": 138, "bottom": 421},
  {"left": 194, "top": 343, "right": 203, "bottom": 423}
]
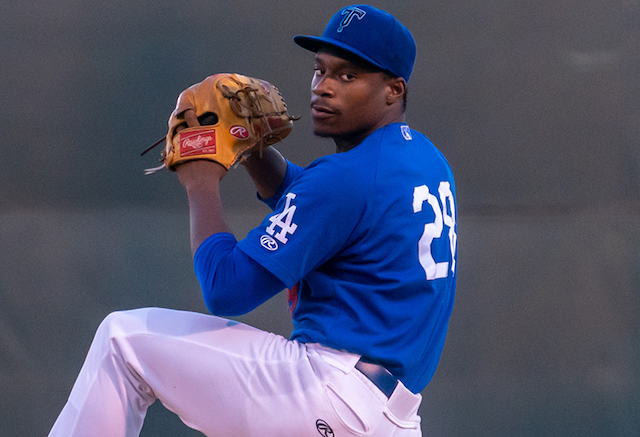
[{"left": 294, "top": 5, "right": 416, "bottom": 81}]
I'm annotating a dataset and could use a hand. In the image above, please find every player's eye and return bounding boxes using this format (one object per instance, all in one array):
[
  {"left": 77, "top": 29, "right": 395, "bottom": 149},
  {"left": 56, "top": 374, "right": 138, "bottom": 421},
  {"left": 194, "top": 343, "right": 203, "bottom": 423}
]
[
  {"left": 340, "top": 73, "right": 356, "bottom": 81},
  {"left": 198, "top": 112, "right": 218, "bottom": 126}
]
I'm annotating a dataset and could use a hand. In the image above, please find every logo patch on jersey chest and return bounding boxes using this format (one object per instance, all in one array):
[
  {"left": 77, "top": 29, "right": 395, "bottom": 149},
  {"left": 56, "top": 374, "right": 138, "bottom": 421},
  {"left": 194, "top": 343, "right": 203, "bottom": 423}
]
[{"left": 401, "top": 125, "right": 412, "bottom": 141}]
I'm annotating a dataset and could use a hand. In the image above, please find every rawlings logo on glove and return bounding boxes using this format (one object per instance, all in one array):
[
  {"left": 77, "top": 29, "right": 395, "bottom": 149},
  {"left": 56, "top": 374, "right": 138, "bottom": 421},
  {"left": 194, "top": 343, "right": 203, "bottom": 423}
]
[
  {"left": 143, "top": 73, "right": 296, "bottom": 173},
  {"left": 179, "top": 128, "right": 217, "bottom": 156}
]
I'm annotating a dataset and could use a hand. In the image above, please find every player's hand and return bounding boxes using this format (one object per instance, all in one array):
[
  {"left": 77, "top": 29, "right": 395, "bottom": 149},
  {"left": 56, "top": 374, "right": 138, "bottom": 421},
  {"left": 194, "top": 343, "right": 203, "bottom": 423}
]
[{"left": 175, "top": 109, "right": 228, "bottom": 186}]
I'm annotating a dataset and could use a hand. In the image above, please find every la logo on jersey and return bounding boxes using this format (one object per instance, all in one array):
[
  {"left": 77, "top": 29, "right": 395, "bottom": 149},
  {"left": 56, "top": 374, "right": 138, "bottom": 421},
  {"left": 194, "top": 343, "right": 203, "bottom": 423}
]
[
  {"left": 337, "top": 7, "right": 366, "bottom": 32},
  {"left": 261, "top": 192, "right": 298, "bottom": 251}
]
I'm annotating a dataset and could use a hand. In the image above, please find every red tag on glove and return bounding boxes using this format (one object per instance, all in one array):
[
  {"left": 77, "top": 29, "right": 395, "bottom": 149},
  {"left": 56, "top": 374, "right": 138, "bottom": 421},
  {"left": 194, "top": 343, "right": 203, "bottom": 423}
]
[{"left": 179, "top": 128, "right": 217, "bottom": 157}]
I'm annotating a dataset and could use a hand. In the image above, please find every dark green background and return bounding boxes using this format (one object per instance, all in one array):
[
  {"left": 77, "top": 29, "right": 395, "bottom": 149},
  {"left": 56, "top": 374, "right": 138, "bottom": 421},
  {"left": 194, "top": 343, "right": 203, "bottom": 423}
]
[{"left": 1, "top": 1, "right": 639, "bottom": 435}]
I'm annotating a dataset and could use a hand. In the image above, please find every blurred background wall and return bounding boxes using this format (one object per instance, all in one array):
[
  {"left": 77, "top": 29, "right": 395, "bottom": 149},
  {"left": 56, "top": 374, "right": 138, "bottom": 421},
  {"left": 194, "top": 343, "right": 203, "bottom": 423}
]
[{"left": 1, "top": 0, "right": 639, "bottom": 435}]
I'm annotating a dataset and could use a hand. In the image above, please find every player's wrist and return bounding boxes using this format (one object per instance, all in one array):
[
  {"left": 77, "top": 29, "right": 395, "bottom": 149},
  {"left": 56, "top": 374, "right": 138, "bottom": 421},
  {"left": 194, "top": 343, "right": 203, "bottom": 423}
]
[{"left": 176, "top": 160, "right": 227, "bottom": 188}]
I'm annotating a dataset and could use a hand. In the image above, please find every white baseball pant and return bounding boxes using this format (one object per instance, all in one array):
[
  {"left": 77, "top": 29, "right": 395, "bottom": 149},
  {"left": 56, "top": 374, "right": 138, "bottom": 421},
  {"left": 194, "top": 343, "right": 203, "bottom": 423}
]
[{"left": 48, "top": 307, "right": 422, "bottom": 437}]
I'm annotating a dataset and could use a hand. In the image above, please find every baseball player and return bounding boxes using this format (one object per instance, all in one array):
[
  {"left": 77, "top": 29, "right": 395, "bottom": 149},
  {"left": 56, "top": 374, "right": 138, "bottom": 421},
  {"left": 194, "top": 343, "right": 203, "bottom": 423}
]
[{"left": 49, "top": 5, "right": 457, "bottom": 437}]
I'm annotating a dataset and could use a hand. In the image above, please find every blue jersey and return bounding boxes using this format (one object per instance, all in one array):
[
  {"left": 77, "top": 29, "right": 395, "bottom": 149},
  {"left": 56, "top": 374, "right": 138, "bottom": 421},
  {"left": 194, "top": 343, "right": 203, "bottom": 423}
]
[{"left": 236, "top": 122, "right": 457, "bottom": 393}]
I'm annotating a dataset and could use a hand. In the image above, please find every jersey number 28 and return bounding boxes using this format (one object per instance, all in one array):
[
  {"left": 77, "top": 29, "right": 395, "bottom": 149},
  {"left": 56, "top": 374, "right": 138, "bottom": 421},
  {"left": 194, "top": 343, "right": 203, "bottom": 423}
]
[{"left": 413, "top": 182, "right": 457, "bottom": 280}]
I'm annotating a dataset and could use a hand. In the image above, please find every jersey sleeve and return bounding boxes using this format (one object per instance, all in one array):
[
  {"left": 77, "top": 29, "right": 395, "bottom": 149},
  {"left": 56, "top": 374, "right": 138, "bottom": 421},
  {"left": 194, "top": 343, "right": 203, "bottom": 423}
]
[
  {"left": 194, "top": 232, "right": 286, "bottom": 316},
  {"left": 236, "top": 158, "right": 368, "bottom": 288}
]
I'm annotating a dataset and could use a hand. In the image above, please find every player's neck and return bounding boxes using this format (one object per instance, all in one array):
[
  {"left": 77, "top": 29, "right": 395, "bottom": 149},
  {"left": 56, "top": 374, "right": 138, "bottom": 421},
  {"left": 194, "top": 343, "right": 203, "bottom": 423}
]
[{"left": 334, "top": 113, "right": 406, "bottom": 153}]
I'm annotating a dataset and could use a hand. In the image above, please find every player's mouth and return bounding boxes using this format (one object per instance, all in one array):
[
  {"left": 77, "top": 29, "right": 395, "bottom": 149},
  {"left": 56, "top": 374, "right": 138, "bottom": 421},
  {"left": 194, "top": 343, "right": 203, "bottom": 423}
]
[{"left": 310, "top": 102, "right": 337, "bottom": 119}]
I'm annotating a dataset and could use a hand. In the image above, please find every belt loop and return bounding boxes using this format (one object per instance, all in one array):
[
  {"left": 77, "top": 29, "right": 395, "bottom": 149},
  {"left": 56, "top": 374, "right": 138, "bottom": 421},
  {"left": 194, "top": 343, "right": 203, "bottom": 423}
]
[{"left": 385, "top": 386, "right": 423, "bottom": 425}]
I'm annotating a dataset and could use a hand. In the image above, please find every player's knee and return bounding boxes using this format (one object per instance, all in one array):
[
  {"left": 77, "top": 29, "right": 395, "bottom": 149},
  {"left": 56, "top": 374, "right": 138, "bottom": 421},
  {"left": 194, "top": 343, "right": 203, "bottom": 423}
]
[{"left": 95, "top": 308, "right": 148, "bottom": 341}]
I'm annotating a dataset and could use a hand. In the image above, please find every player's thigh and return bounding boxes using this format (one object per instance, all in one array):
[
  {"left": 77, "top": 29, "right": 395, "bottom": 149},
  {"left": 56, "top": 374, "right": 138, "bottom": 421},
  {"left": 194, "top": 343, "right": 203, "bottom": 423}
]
[{"left": 102, "top": 308, "right": 308, "bottom": 434}]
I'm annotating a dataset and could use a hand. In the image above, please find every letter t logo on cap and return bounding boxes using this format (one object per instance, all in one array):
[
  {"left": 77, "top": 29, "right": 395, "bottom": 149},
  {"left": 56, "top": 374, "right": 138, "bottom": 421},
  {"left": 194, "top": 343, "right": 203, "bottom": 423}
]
[{"left": 337, "top": 7, "right": 366, "bottom": 32}]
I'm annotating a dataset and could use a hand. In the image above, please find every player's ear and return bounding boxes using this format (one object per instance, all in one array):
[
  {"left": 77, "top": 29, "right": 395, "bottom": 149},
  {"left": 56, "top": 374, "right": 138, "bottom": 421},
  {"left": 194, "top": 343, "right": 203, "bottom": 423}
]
[{"left": 386, "top": 77, "right": 407, "bottom": 106}]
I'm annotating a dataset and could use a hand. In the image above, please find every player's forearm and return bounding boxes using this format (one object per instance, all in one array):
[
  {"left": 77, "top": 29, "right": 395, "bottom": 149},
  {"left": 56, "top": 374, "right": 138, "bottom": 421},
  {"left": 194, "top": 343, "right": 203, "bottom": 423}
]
[
  {"left": 183, "top": 183, "right": 230, "bottom": 256},
  {"left": 241, "top": 146, "right": 288, "bottom": 199},
  {"left": 177, "top": 161, "right": 231, "bottom": 256}
]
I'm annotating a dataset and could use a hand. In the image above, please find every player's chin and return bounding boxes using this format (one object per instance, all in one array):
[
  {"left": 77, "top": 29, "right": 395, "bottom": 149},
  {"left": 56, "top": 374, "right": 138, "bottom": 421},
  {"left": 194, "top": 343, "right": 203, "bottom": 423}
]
[
  {"left": 313, "top": 128, "right": 336, "bottom": 138},
  {"left": 312, "top": 121, "right": 342, "bottom": 138}
]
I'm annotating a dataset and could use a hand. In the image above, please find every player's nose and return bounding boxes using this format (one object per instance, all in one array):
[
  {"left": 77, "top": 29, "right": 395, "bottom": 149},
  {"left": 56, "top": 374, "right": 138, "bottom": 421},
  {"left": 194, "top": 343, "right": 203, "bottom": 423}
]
[{"left": 312, "top": 76, "right": 334, "bottom": 97}]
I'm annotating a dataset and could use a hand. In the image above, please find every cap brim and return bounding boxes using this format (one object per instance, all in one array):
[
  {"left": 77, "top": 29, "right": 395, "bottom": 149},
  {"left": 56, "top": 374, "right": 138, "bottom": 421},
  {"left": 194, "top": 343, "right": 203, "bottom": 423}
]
[{"left": 293, "top": 35, "right": 389, "bottom": 74}]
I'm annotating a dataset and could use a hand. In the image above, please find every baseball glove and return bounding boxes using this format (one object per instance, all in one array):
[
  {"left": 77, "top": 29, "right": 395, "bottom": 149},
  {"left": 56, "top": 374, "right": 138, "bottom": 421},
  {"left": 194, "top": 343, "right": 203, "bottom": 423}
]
[{"left": 143, "top": 73, "right": 296, "bottom": 174}]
